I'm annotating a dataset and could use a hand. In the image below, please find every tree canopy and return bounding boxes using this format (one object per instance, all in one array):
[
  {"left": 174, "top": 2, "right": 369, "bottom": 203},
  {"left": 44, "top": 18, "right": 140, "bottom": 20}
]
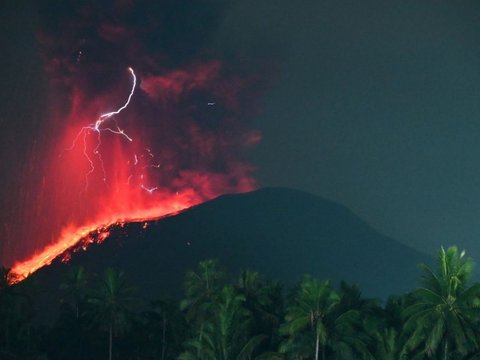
[{"left": 2, "top": 246, "right": 480, "bottom": 359}]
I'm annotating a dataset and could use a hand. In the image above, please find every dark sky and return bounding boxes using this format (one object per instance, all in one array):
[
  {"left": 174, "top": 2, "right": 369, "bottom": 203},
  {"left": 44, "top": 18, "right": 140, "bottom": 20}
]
[
  {"left": 213, "top": 0, "right": 480, "bottom": 255},
  {"left": 2, "top": 0, "right": 480, "bottom": 259}
]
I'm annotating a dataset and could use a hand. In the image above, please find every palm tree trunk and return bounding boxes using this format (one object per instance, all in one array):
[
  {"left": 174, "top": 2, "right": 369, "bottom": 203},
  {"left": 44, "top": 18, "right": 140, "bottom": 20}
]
[
  {"left": 196, "top": 323, "right": 204, "bottom": 358},
  {"left": 109, "top": 323, "right": 113, "bottom": 360},
  {"left": 444, "top": 340, "right": 448, "bottom": 360},
  {"left": 161, "top": 310, "right": 166, "bottom": 360},
  {"left": 315, "top": 332, "right": 319, "bottom": 360}
]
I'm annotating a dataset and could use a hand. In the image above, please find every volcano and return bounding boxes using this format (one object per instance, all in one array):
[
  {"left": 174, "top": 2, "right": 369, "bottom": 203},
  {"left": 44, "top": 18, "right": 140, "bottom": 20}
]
[{"left": 27, "top": 187, "right": 430, "bottom": 314}]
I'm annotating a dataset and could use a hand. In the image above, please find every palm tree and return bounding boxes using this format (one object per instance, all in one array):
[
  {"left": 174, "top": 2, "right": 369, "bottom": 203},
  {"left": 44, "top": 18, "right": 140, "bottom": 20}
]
[
  {"left": 402, "top": 246, "right": 480, "bottom": 359},
  {"left": 152, "top": 300, "right": 169, "bottom": 360},
  {"left": 323, "top": 282, "right": 375, "bottom": 359},
  {"left": 179, "top": 285, "right": 266, "bottom": 360},
  {"left": 180, "top": 259, "right": 225, "bottom": 321},
  {"left": 60, "top": 265, "right": 88, "bottom": 319},
  {"left": 237, "top": 270, "right": 284, "bottom": 347},
  {"left": 0, "top": 268, "right": 37, "bottom": 358},
  {"left": 280, "top": 276, "right": 340, "bottom": 360},
  {"left": 88, "top": 267, "right": 137, "bottom": 360},
  {"left": 140, "top": 299, "right": 186, "bottom": 360},
  {"left": 180, "top": 259, "right": 225, "bottom": 358},
  {"left": 363, "top": 294, "right": 413, "bottom": 360}
]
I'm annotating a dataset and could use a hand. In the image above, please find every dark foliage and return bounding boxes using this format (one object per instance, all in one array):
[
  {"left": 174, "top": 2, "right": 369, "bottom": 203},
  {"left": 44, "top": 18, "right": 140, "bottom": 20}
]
[{"left": 1, "top": 246, "right": 480, "bottom": 359}]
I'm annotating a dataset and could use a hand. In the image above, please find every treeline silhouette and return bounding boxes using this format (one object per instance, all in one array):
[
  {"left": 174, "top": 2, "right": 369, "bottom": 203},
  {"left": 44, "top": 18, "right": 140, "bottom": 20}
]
[{"left": 1, "top": 246, "right": 480, "bottom": 359}]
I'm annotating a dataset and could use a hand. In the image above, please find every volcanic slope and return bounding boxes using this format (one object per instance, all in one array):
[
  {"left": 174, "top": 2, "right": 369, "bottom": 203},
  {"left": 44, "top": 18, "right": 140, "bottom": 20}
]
[{"left": 30, "top": 187, "right": 430, "bottom": 302}]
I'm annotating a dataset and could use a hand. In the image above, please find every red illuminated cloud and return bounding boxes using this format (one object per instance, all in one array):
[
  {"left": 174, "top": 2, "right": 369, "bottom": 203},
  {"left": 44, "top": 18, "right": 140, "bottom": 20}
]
[
  {"left": 5, "top": 1, "right": 271, "bottom": 276},
  {"left": 141, "top": 61, "right": 222, "bottom": 100}
]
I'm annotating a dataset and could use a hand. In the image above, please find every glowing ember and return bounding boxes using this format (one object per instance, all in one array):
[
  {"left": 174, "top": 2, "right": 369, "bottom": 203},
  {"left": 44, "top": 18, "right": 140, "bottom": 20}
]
[
  {"left": 10, "top": 193, "right": 199, "bottom": 283},
  {"left": 6, "top": 59, "right": 260, "bottom": 283},
  {"left": 4, "top": 41, "right": 261, "bottom": 284},
  {"left": 8, "top": 68, "right": 207, "bottom": 282}
]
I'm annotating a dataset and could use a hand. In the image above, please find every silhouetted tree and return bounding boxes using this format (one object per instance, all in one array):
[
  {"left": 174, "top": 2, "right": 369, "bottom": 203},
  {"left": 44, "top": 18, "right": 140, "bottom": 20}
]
[
  {"left": 403, "top": 246, "right": 480, "bottom": 359},
  {"left": 179, "top": 285, "right": 266, "bottom": 360},
  {"left": 132, "top": 299, "right": 187, "bottom": 359},
  {"left": 363, "top": 294, "right": 414, "bottom": 360},
  {"left": 280, "top": 276, "right": 340, "bottom": 360},
  {"left": 180, "top": 259, "right": 225, "bottom": 357},
  {"left": 60, "top": 265, "right": 88, "bottom": 319},
  {"left": 181, "top": 259, "right": 225, "bottom": 321},
  {"left": 0, "top": 268, "right": 40, "bottom": 359},
  {"left": 237, "top": 270, "right": 284, "bottom": 351},
  {"left": 321, "top": 282, "right": 374, "bottom": 359},
  {"left": 47, "top": 266, "right": 97, "bottom": 360},
  {"left": 88, "top": 267, "right": 137, "bottom": 360}
]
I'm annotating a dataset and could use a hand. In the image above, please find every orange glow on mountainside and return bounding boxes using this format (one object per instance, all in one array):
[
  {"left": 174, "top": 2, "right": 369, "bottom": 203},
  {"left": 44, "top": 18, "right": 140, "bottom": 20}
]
[
  {"left": 3, "top": 60, "right": 261, "bottom": 277},
  {"left": 10, "top": 193, "right": 200, "bottom": 283}
]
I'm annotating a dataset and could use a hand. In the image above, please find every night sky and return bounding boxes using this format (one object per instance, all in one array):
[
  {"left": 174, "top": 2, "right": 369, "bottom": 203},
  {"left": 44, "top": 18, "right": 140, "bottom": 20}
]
[{"left": 2, "top": 0, "right": 480, "bottom": 264}]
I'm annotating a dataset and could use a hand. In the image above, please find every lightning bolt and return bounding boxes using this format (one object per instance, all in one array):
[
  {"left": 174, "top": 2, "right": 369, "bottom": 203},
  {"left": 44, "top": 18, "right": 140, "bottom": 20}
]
[
  {"left": 140, "top": 184, "right": 158, "bottom": 194},
  {"left": 68, "top": 67, "right": 137, "bottom": 189},
  {"left": 93, "top": 67, "right": 136, "bottom": 139}
]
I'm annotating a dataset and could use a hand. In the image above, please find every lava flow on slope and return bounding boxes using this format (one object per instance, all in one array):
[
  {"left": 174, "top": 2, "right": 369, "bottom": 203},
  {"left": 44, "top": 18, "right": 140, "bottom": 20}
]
[
  {"left": 9, "top": 192, "right": 200, "bottom": 282},
  {"left": 9, "top": 61, "right": 260, "bottom": 281},
  {"left": 4, "top": 2, "right": 266, "bottom": 281}
]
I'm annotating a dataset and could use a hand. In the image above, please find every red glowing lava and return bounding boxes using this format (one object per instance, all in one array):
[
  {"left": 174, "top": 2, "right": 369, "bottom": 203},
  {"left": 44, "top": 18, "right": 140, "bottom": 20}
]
[
  {"left": 8, "top": 62, "right": 259, "bottom": 282},
  {"left": 10, "top": 191, "right": 199, "bottom": 282}
]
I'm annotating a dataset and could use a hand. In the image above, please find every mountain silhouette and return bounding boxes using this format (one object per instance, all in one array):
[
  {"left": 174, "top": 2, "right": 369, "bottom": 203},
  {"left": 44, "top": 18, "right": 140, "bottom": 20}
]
[{"left": 29, "top": 187, "right": 431, "bottom": 316}]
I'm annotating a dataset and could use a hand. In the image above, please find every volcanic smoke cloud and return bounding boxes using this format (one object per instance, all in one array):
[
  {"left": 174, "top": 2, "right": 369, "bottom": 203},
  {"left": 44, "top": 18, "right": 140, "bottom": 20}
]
[{"left": 2, "top": 1, "right": 267, "bottom": 274}]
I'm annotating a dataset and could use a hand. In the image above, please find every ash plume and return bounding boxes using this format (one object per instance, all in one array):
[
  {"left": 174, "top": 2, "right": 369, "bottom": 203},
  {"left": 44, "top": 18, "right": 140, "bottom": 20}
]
[{"left": 2, "top": 0, "right": 268, "bottom": 269}]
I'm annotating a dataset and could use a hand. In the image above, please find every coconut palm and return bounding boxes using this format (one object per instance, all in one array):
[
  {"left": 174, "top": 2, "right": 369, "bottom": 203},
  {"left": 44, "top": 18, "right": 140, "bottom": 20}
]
[
  {"left": 88, "top": 267, "right": 137, "bottom": 360},
  {"left": 140, "top": 299, "right": 186, "bottom": 360},
  {"left": 179, "top": 285, "right": 266, "bottom": 360},
  {"left": 151, "top": 300, "right": 171, "bottom": 360},
  {"left": 363, "top": 294, "right": 413, "bottom": 360},
  {"left": 180, "top": 259, "right": 225, "bottom": 358},
  {"left": 60, "top": 265, "right": 88, "bottom": 319},
  {"left": 402, "top": 246, "right": 480, "bottom": 359},
  {"left": 237, "top": 270, "right": 284, "bottom": 346},
  {"left": 180, "top": 259, "right": 225, "bottom": 322},
  {"left": 280, "top": 276, "right": 340, "bottom": 360},
  {"left": 0, "top": 268, "right": 37, "bottom": 358},
  {"left": 323, "top": 282, "right": 375, "bottom": 359}
]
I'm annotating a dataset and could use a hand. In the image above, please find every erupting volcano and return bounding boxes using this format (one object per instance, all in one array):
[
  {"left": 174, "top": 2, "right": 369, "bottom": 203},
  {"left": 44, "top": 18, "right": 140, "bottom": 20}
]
[
  {"left": 2, "top": 2, "right": 266, "bottom": 281},
  {"left": 8, "top": 62, "right": 260, "bottom": 280},
  {"left": 11, "top": 67, "right": 200, "bottom": 280}
]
